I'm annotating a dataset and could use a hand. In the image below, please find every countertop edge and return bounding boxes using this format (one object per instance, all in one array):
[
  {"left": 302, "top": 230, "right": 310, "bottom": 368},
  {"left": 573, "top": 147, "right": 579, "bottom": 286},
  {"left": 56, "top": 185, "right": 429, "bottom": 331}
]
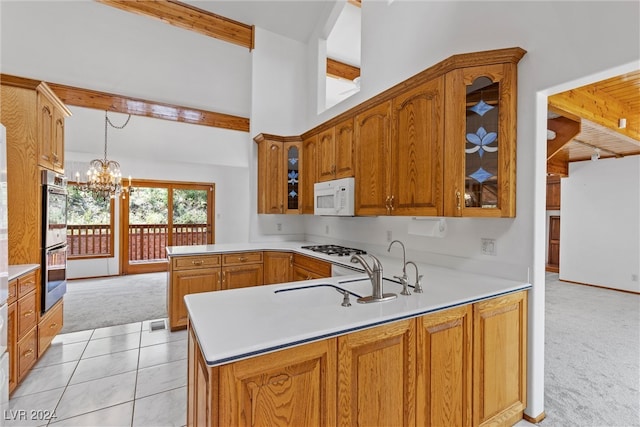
[{"left": 8, "top": 263, "right": 40, "bottom": 281}]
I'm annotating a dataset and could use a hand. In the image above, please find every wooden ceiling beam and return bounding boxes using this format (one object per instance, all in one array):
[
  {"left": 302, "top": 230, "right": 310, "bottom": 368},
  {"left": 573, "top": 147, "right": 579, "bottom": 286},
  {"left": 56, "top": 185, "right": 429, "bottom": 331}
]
[
  {"left": 96, "top": 0, "right": 254, "bottom": 50},
  {"left": 326, "top": 58, "right": 360, "bottom": 81},
  {"left": 47, "top": 82, "right": 249, "bottom": 132},
  {"left": 549, "top": 86, "right": 639, "bottom": 142},
  {"left": 547, "top": 116, "right": 581, "bottom": 160}
]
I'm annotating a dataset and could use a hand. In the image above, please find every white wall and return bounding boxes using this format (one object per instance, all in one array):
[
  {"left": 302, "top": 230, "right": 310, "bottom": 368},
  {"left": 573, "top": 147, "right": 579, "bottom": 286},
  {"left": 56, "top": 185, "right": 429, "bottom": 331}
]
[{"left": 561, "top": 157, "right": 640, "bottom": 293}]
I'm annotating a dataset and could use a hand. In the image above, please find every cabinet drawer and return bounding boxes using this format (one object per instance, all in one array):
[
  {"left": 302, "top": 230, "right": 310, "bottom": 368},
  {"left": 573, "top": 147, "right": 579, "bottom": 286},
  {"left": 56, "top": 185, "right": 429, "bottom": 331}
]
[
  {"left": 292, "top": 254, "right": 331, "bottom": 277},
  {"left": 222, "top": 252, "right": 263, "bottom": 266},
  {"left": 38, "top": 300, "right": 64, "bottom": 357},
  {"left": 172, "top": 255, "right": 221, "bottom": 271},
  {"left": 8, "top": 279, "right": 17, "bottom": 304},
  {"left": 17, "top": 292, "right": 38, "bottom": 339},
  {"left": 17, "top": 270, "right": 37, "bottom": 299},
  {"left": 17, "top": 327, "right": 38, "bottom": 382}
]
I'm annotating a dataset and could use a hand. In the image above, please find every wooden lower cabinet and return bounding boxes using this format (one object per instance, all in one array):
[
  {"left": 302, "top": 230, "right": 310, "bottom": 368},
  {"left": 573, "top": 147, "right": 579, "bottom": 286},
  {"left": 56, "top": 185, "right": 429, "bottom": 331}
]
[
  {"left": 337, "top": 319, "right": 415, "bottom": 427},
  {"left": 187, "top": 291, "right": 527, "bottom": 427},
  {"left": 38, "top": 300, "right": 64, "bottom": 357},
  {"left": 221, "top": 264, "right": 263, "bottom": 290},
  {"left": 263, "top": 251, "right": 293, "bottom": 284},
  {"left": 169, "top": 266, "right": 221, "bottom": 331},
  {"left": 417, "top": 304, "right": 473, "bottom": 427},
  {"left": 7, "top": 302, "right": 17, "bottom": 393},
  {"left": 17, "top": 327, "right": 38, "bottom": 382},
  {"left": 473, "top": 291, "right": 528, "bottom": 427}
]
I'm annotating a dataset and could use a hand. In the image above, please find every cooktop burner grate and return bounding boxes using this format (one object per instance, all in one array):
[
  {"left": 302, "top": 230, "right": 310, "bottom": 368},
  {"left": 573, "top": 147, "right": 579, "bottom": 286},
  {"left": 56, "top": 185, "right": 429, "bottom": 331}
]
[{"left": 301, "top": 244, "right": 367, "bottom": 257}]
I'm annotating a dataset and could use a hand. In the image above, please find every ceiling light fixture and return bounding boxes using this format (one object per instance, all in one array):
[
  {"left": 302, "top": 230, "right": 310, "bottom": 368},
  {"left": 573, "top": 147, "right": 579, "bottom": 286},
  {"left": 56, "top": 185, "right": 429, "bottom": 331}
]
[{"left": 75, "top": 111, "right": 133, "bottom": 200}]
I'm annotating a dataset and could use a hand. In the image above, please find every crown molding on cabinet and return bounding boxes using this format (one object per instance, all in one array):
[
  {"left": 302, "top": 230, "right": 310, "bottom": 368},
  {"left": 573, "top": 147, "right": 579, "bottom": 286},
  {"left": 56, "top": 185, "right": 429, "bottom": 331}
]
[
  {"left": 96, "top": 0, "right": 255, "bottom": 50},
  {"left": 1, "top": 74, "right": 250, "bottom": 132}
]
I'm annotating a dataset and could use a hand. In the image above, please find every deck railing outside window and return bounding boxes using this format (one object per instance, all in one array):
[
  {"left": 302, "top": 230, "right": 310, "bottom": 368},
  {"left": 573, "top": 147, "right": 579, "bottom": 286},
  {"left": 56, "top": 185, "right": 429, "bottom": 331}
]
[{"left": 67, "top": 223, "right": 208, "bottom": 261}]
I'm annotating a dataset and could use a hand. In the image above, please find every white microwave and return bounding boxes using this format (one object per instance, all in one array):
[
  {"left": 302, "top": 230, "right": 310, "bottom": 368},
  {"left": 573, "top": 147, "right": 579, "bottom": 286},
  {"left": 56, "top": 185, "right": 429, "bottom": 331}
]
[{"left": 314, "top": 177, "right": 355, "bottom": 216}]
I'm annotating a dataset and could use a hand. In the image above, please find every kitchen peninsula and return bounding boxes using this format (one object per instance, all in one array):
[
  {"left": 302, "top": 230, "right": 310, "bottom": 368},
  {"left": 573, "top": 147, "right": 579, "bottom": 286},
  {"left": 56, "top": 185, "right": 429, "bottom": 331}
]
[{"left": 168, "top": 243, "right": 531, "bottom": 427}]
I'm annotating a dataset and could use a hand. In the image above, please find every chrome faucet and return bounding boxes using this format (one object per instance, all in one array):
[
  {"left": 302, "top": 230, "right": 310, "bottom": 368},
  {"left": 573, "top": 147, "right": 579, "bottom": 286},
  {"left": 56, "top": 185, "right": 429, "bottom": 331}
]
[
  {"left": 387, "top": 240, "right": 408, "bottom": 281},
  {"left": 350, "top": 254, "right": 397, "bottom": 303},
  {"left": 405, "top": 261, "right": 424, "bottom": 293}
]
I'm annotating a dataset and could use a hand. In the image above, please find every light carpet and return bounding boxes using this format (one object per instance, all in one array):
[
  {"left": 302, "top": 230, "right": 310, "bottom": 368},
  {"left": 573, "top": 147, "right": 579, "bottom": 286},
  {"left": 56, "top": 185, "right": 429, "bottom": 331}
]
[
  {"left": 61, "top": 272, "right": 167, "bottom": 334},
  {"left": 541, "top": 273, "right": 640, "bottom": 427}
]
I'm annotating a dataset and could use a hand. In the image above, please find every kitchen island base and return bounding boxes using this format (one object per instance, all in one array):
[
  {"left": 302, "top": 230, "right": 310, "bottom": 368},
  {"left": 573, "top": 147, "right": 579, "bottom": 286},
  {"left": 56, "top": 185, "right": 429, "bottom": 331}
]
[{"left": 187, "top": 290, "right": 528, "bottom": 427}]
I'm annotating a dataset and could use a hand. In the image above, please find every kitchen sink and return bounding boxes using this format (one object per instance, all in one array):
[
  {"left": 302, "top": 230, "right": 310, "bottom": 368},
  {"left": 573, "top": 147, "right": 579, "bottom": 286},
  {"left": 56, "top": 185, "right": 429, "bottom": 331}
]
[{"left": 274, "top": 278, "right": 402, "bottom": 306}]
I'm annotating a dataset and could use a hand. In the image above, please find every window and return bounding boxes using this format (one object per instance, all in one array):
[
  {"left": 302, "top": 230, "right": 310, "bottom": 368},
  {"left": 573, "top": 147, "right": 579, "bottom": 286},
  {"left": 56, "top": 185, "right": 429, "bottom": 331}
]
[{"left": 66, "top": 183, "right": 114, "bottom": 258}]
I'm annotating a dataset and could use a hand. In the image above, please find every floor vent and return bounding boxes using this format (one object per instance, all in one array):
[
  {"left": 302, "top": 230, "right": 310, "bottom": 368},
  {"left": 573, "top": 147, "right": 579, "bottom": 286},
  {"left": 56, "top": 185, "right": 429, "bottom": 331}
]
[{"left": 149, "top": 319, "right": 167, "bottom": 332}]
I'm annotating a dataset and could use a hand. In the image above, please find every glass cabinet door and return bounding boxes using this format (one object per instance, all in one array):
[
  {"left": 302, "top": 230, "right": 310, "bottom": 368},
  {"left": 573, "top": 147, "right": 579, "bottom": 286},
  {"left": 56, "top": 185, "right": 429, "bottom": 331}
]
[
  {"left": 284, "top": 141, "right": 301, "bottom": 214},
  {"left": 444, "top": 63, "right": 518, "bottom": 218}
]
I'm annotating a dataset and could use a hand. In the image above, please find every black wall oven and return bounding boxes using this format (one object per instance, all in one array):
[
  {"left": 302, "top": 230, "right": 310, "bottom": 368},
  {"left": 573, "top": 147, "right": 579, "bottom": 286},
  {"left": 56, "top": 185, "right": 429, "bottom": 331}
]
[{"left": 42, "top": 170, "right": 67, "bottom": 313}]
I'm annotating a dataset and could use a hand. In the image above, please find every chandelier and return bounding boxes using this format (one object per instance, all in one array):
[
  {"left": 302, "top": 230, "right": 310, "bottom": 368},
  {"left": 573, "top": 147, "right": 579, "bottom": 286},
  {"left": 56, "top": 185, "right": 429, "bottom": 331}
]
[{"left": 76, "top": 111, "right": 132, "bottom": 201}]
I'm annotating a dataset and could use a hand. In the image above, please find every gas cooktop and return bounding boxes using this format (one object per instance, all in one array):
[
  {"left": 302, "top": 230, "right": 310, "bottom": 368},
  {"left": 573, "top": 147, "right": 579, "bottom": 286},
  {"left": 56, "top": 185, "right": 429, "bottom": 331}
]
[{"left": 301, "top": 244, "right": 367, "bottom": 257}]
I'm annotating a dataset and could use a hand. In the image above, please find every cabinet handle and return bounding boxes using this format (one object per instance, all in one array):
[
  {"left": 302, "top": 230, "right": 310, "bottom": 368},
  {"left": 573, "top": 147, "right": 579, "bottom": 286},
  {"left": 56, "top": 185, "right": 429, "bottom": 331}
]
[
  {"left": 307, "top": 275, "right": 312, "bottom": 280},
  {"left": 238, "top": 257, "right": 247, "bottom": 262},
  {"left": 289, "top": 255, "right": 293, "bottom": 266},
  {"left": 191, "top": 260, "right": 204, "bottom": 266},
  {"left": 23, "top": 310, "right": 34, "bottom": 317},
  {"left": 23, "top": 349, "right": 34, "bottom": 357},
  {"left": 390, "top": 195, "right": 395, "bottom": 211},
  {"left": 385, "top": 196, "right": 390, "bottom": 213},
  {"left": 456, "top": 190, "right": 462, "bottom": 211},
  {"left": 49, "top": 322, "right": 58, "bottom": 329},
  {"left": 222, "top": 271, "right": 226, "bottom": 283}
]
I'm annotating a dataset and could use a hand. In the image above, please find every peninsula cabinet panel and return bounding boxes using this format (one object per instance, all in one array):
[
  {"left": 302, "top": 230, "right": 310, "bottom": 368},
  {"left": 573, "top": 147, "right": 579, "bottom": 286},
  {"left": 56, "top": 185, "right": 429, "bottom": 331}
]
[
  {"left": 292, "top": 253, "right": 331, "bottom": 278},
  {"left": 337, "top": 319, "right": 416, "bottom": 427},
  {"left": 417, "top": 305, "right": 472, "bottom": 427},
  {"left": 301, "top": 134, "right": 319, "bottom": 214},
  {"left": 263, "top": 251, "right": 293, "bottom": 285},
  {"left": 188, "top": 327, "right": 217, "bottom": 427},
  {"left": 444, "top": 63, "right": 518, "bottom": 218},
  {"left": 354, "top": 101, "right": 392, "bottom": 215},
  {"left": 473, "top": 291, "right": 528, "bottom": 427},
  {"left": 219, "top": 338, "right": 337, "bottom": 427},
  {"left": 391, "top": 77, "right": 445, "bottom": 216},
  {"left": 170, "top": 267, "right": 221, "bottom": 331}
]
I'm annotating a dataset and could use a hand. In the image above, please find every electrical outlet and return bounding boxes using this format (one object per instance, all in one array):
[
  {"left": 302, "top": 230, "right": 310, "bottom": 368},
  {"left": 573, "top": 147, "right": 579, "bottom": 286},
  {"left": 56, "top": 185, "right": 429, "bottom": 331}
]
[
  {"left": 386, "top": 230, "right": 392, "bottom": 242},
  {"left": 276, "top": 223, "right": 282, "bottom": 231},
  {"left": 481, "top": 238, "right": 497, "bottom": 256},
  {"left": 325, "top": 225, "right": 329, "bottom": 235},
  {"left": 632, "top": 274, "right": 639, "bottom": 282}
]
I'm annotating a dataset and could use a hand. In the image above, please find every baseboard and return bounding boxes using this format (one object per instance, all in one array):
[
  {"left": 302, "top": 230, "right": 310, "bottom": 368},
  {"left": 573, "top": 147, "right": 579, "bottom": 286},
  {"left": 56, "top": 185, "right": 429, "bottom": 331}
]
[
  {"left": 559, "top": 279, "right": 640, "bottom": 295},
  {"left": 545, "top": 265, "right": 559, "bottom": 273},
  {"left": 524, "top": 411, "right": 546, "bottom": 423}
]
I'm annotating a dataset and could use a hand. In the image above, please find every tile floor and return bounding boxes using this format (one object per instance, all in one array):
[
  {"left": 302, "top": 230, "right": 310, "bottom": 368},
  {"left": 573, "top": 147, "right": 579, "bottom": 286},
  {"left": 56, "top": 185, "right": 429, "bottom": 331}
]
[{"left": 6, "top": 319, "right": 187, "bottom": 427}]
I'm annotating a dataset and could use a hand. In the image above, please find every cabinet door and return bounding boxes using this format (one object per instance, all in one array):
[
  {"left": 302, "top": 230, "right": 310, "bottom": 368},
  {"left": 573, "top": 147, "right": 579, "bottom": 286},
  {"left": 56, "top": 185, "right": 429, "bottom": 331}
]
[
  {"left": 338, "top": 319, "right": 415, "bottom": 426},
  {"left": 334, "top": 117, "right": 355, "bottom": 179},
  {"left": 52, "top": 107, "right": 65, "bottom": 173},
  {"left": 263, "top": 251, "right": 293, "bottom": 284},
  {"left": 188, "top": 328, "right": 216, "bottom": 427},
  {"left": 222, "top": 264, "right": 264, "bottom": 290},
  {"left": 219, "top": 338, "right": 336, "bottom": 427},
  {"left": 301, "top": 135, "right": 319, "bottom": 214},
  {"left": 444, "top": 63, "right": 517, "bottom": 217},
  {"left": 392, "top": 77, "right": 444, "bottom": 216},
  {"left": 8, "top": 302, "right": 17, "bottom": 394},
  {"left": 291, "top": 265, "right": 323, "bottom": 282},
  {"left": 354, "top": 101, "right": 392, "bottom": 215},
  {"left": 473, "top": 291, "right": 527, "bottom": 427},
  {"left": 417, "top": 305, "right": 472, "bottom": 427},
  {"left": 317, "top": 127, "right": 336, "bottom": 182},
  {"left": 284, "top": 141, "right": 301, "bottom": 214},
  {"left": 170, "top": 267, "right": 221, "bottom": 330},
  {"left": 17, "top": 328, "right": 38, "bottom": 382},
  {"left": 259, "top": 139, "right": 285, "bottom": 214},
  {"left": 37, "top": 91, "right": 54, "bottom": 170}
]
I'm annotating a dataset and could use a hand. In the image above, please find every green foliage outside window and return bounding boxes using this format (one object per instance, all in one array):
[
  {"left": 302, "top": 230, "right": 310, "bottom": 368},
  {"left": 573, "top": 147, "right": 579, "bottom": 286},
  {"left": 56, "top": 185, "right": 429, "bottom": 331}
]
[{"left": 67, "top": 185, "right": 110, "bottom": 225}]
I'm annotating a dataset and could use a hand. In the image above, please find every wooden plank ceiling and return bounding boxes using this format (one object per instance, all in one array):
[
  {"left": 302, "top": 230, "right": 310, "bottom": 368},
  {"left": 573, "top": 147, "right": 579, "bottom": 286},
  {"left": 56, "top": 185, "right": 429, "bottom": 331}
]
[{"left": 547, "top": 70, "right": 640, "bottom": 170}]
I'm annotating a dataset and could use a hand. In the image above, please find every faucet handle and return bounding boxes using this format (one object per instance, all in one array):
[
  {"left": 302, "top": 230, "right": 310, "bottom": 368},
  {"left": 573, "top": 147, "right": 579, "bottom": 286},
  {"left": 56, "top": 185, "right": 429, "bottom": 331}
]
[
  {"left": 394, "top": 275, "right": 411, "bottom": 296},
  {"left": 414, "top": 274, "right": 424, "bottom": 293}
]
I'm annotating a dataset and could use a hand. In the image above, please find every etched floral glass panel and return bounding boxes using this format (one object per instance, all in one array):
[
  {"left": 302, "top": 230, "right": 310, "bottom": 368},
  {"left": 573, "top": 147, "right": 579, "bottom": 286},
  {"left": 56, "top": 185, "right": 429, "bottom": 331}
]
[
  {"left": 465, "top": 76, "right": 499, "bottom": 208},
  {"left": 287, "top": 146, "right": 299, "bottom": 210}
]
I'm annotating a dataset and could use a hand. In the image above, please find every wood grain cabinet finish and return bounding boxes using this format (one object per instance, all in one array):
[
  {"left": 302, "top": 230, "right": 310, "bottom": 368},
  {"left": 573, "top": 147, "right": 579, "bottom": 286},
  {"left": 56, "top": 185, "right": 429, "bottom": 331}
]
[
  {"left": 318, "top": 118, "right": 355, "bottom": 182},
  {"left": 17, "top": 328, "right": 38, "bottom": 382},
  {"left": 301, "top": 134, "right": 319, "bottom": 214},
  {"left": 473, "top": 290, "right": 528, "bottom": 427},
  {"left": 17, "top": 270, "right": 37, "bottom": 299},
  {"left": 255, "top": 135, "right": 302, "bottom": 215},
  {"left": 38, "top": 300, "right": 64, "bottom": 357},
  {"left": 337, "top": 319, "right": 416, "bottom": 427},
  {"left": 417, "top": 304, "right": 472, "bottom": 427},
  {"left": 291, "top": 253, "right": 332, "bottom": 279},
  {"left": 168, "top": 255, "right": 222, "bottom": 331},
  {"left": 36, "top": 83, "right": 70, "bottom": 174},
  {"left": 263, "top": 251, "right": 293, "bottom": 285},
  {"left": 221, "top": 251, "right": 264, "bottom": 290},
  {"left": 17, "top": 292, "right": 37, "bottom": 338},
  {"left": 7, "top": 302, "right": 17, "bottom": 394}
]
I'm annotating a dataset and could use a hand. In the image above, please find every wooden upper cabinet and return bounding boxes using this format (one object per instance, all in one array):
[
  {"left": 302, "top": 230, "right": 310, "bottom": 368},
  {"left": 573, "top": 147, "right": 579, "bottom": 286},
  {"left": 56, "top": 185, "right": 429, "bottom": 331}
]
[
  {"left": 354, "top": 101, "right": 392, "bottom": 215},
  {"left": 36, "top": 83, "right": 70, "bottom": 173},
  {"left": 301, "top": 134, "right": 319, "bottom": 214},
  {"left": 444, "top": 63, "right": 518, "bottom": 217},
  {"left": 318, "top": 118, "right": 355, "bottom": 182},
  {"left": 256, "top": 134, "right": 302, "bottom": 215},
  {"left": 391, "top": 77, "right": 444, "bottom": 216},
  {"left": 283, "top": 140, "right": 301, "bottom": 214}
]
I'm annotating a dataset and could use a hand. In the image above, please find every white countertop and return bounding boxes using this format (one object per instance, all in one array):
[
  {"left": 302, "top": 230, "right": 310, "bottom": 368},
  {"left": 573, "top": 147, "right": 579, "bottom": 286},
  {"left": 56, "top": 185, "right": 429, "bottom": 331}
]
[
  {"left": 180, "top": 242, "right": 531, "bottom": 367},
  {"left": 8, "top": 264, "right": 40, "bottom": 281}
]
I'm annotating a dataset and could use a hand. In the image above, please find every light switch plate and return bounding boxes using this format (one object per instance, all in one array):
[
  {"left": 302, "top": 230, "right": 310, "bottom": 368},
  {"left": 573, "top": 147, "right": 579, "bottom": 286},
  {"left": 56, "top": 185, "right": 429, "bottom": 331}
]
[{"left": 481, "top": 238, "right": 497, "bottom": 256}]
